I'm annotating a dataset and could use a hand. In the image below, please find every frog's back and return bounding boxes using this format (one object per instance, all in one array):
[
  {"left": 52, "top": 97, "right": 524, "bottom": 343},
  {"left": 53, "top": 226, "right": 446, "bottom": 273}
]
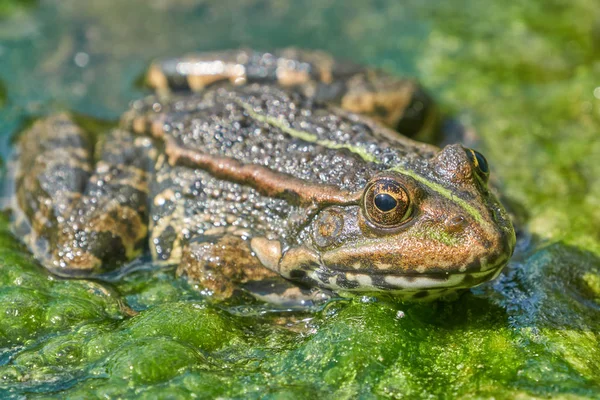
[{"left": 124, "top": 84, "right": 438, "bottom": 193}]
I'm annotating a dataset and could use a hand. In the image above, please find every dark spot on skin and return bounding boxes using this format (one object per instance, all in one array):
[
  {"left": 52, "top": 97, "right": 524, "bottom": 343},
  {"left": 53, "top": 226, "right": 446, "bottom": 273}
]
[
  {"left": 464, "top": 258, "right": 481, "bottom": 272},
  {"left": 305, "top": 261, "right": 320, "bottom": 269},
  {"left": 334, "top": 274, "right": 360, "bottom": 289},
  {"left": 86, "top": 230, "right": 128, "bottom": 266},
  {"left": 371, "top": 275, "right": 397, "bottom": 290},
  {"left": 315, "top": 268, "right": 332, "bottom": 282},
  {"left": 312, "top": 81, "right": 347, "bottom": 102},
  {"left": 167, "top": 74, "right": 192, "bottom": 92},
  {"left": 289, "top": 269, "right": 306, "bottom": 279},
  {"left": 413, "top": 290, "right": 429, "bottom": 299},
  {"left": 41, "top": 166, "right": 91, "bottom": 195},
  {"left": 281, "top": 188, "right": 301, "bottom": 203},
  {"left": 373, "top": 104, "right": 390, "bottom": 118}
]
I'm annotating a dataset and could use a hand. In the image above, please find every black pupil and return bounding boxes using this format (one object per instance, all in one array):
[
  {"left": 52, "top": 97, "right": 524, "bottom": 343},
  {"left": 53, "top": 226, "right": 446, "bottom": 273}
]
[
  {"left": 473, "top": 150, "right": 489, "bottom": 174},
  {"left": 374, "top": 193, "right": 397, "bottom": 212}
]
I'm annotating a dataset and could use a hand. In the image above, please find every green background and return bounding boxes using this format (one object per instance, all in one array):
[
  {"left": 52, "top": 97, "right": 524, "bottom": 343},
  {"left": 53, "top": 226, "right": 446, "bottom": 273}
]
[{"left": 0, "top": 0, "right": 599, "bottom": 398}]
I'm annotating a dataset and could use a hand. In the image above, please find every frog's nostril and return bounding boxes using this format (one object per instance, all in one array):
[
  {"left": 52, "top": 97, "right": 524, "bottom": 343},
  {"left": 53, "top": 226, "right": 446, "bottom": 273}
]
[{"left": 445, "top": 215, "right": 467, "bottom": 233}]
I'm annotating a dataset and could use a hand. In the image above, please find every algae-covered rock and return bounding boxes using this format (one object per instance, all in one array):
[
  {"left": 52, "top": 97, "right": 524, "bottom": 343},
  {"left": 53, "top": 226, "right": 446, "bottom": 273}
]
[{"left": 1, "top": 0, "right": 600, "bottom": 398}]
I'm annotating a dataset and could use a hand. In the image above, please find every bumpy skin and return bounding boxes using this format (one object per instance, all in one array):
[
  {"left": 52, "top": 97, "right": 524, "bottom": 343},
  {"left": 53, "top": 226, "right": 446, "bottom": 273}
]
[
  {"left": 14, "top": 115, "right": 153, "bottom": 274},
  {"left": 13, "top": 49, "right": 515, "bottom": 302}
]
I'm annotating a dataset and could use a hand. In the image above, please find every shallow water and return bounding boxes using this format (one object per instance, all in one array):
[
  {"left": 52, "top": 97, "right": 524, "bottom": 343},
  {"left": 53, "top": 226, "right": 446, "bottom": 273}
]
[{"left": 0, "top": 0, "right": 599, "bottom": 398}]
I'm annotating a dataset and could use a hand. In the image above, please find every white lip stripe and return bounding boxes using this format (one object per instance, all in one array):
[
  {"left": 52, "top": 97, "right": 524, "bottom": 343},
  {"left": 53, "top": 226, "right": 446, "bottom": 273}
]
[
  {"left": 308, "top": 265, "right": 502, "bottom": 292},
  {"left": 383, "top": 273, "right": 465, "bottom": 290}
]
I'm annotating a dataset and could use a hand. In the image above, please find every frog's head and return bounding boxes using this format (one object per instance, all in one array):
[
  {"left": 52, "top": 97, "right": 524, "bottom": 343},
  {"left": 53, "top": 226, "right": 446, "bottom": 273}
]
[{"left": 258, "top": 144, "right": 515, "bottom": 300}]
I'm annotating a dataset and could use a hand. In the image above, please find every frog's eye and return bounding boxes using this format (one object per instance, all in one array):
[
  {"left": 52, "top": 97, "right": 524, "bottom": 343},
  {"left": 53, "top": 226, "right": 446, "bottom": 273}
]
[
  {"left": 363, "top": 178, "right": 411, "bottom": 227},
  {"left": 466, "top": 148, "right": 490, "bottom": 180}
]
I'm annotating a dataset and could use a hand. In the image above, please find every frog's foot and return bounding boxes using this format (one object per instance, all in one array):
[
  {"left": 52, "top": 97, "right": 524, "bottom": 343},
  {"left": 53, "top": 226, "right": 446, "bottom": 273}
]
[{"left": 177, "top": 234, "right": 332, "bottom": 307}]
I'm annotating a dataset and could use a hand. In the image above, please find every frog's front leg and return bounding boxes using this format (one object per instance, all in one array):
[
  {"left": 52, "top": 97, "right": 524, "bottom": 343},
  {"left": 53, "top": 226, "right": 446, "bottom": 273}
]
[
  {"left": 177, "top": 234, "right": 275, "bottom": 299},
  {"left": 14, "top": 114, "right": 154, "bottom": 276},
  {"left": 177, "top": 234, "right": 332, "bottom": 308}
]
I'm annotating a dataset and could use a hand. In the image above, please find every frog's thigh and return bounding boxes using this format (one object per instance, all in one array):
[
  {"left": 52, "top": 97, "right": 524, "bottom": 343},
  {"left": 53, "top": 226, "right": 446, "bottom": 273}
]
[
  {"left": 147, "top": 49, "right": 253, "bottom": 92},
  {"left": 60, "top": 128, "right": 153, "bottom": 273},
  {"left": 146, "top": 48, "right": 333, "bottom": 93},
  {"left": 16, "top": 116, "right": 154, "bottom": 275},
  {"left": 340, "top": 70, "right": 438, "bottom": 142},
  {"left": 14, "top": 114, "right": 93, "bottom": 269}
]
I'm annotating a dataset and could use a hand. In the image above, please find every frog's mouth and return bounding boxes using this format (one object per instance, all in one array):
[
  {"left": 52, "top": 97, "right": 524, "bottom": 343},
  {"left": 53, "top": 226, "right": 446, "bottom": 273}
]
[
  {"left": 277, "top": 239, "right": 512, "bottom": 294},
  {"left": 301, "top": 262, "right": 507, "bottom": 294}
]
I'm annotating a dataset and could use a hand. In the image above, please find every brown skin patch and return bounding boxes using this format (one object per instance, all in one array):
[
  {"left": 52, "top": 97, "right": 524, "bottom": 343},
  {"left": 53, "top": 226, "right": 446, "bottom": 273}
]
[
  {"left": 276, "top": 69, "right": 312, "bottom": 87},
  {"left": 340, "top": 72, "right": 415, "bottom": 128},
  {"left": 342, "top": 90, "right": 413, "bottom": 129},
  {"left": 178, "top": 235, "right": 278, "bottom": 299},
  {"left": 122, "top": 111, "right": 362, "bottom": 207},
  {"left": 163, "top": 135, "right": 362, "bottom": 207}
]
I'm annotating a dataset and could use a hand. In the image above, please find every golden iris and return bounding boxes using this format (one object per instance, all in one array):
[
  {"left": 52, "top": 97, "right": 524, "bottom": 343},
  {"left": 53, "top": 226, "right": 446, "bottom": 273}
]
[{"left": 363, "top": 178, "right": 411, "bottom": 227}]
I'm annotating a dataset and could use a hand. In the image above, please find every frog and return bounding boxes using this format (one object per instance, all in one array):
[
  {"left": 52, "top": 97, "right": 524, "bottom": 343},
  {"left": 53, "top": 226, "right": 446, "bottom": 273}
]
[{"left": 11, "top": 48, "right": 515, "bottom": 306}]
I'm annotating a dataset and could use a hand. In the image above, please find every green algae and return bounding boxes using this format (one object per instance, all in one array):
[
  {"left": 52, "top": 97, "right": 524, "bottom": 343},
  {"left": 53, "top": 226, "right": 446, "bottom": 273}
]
[
  {"left": 0, "top": 0, "right": 37, "bottom": 19},
  {"left": 0, "top": 0, "right": 600, "bottom": 398}
]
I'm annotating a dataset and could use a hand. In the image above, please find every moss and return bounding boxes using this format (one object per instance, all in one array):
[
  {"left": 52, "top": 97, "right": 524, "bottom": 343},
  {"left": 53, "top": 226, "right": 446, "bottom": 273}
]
[{"left": 107, "top": 337, "right": 206, "bottom": 384}]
